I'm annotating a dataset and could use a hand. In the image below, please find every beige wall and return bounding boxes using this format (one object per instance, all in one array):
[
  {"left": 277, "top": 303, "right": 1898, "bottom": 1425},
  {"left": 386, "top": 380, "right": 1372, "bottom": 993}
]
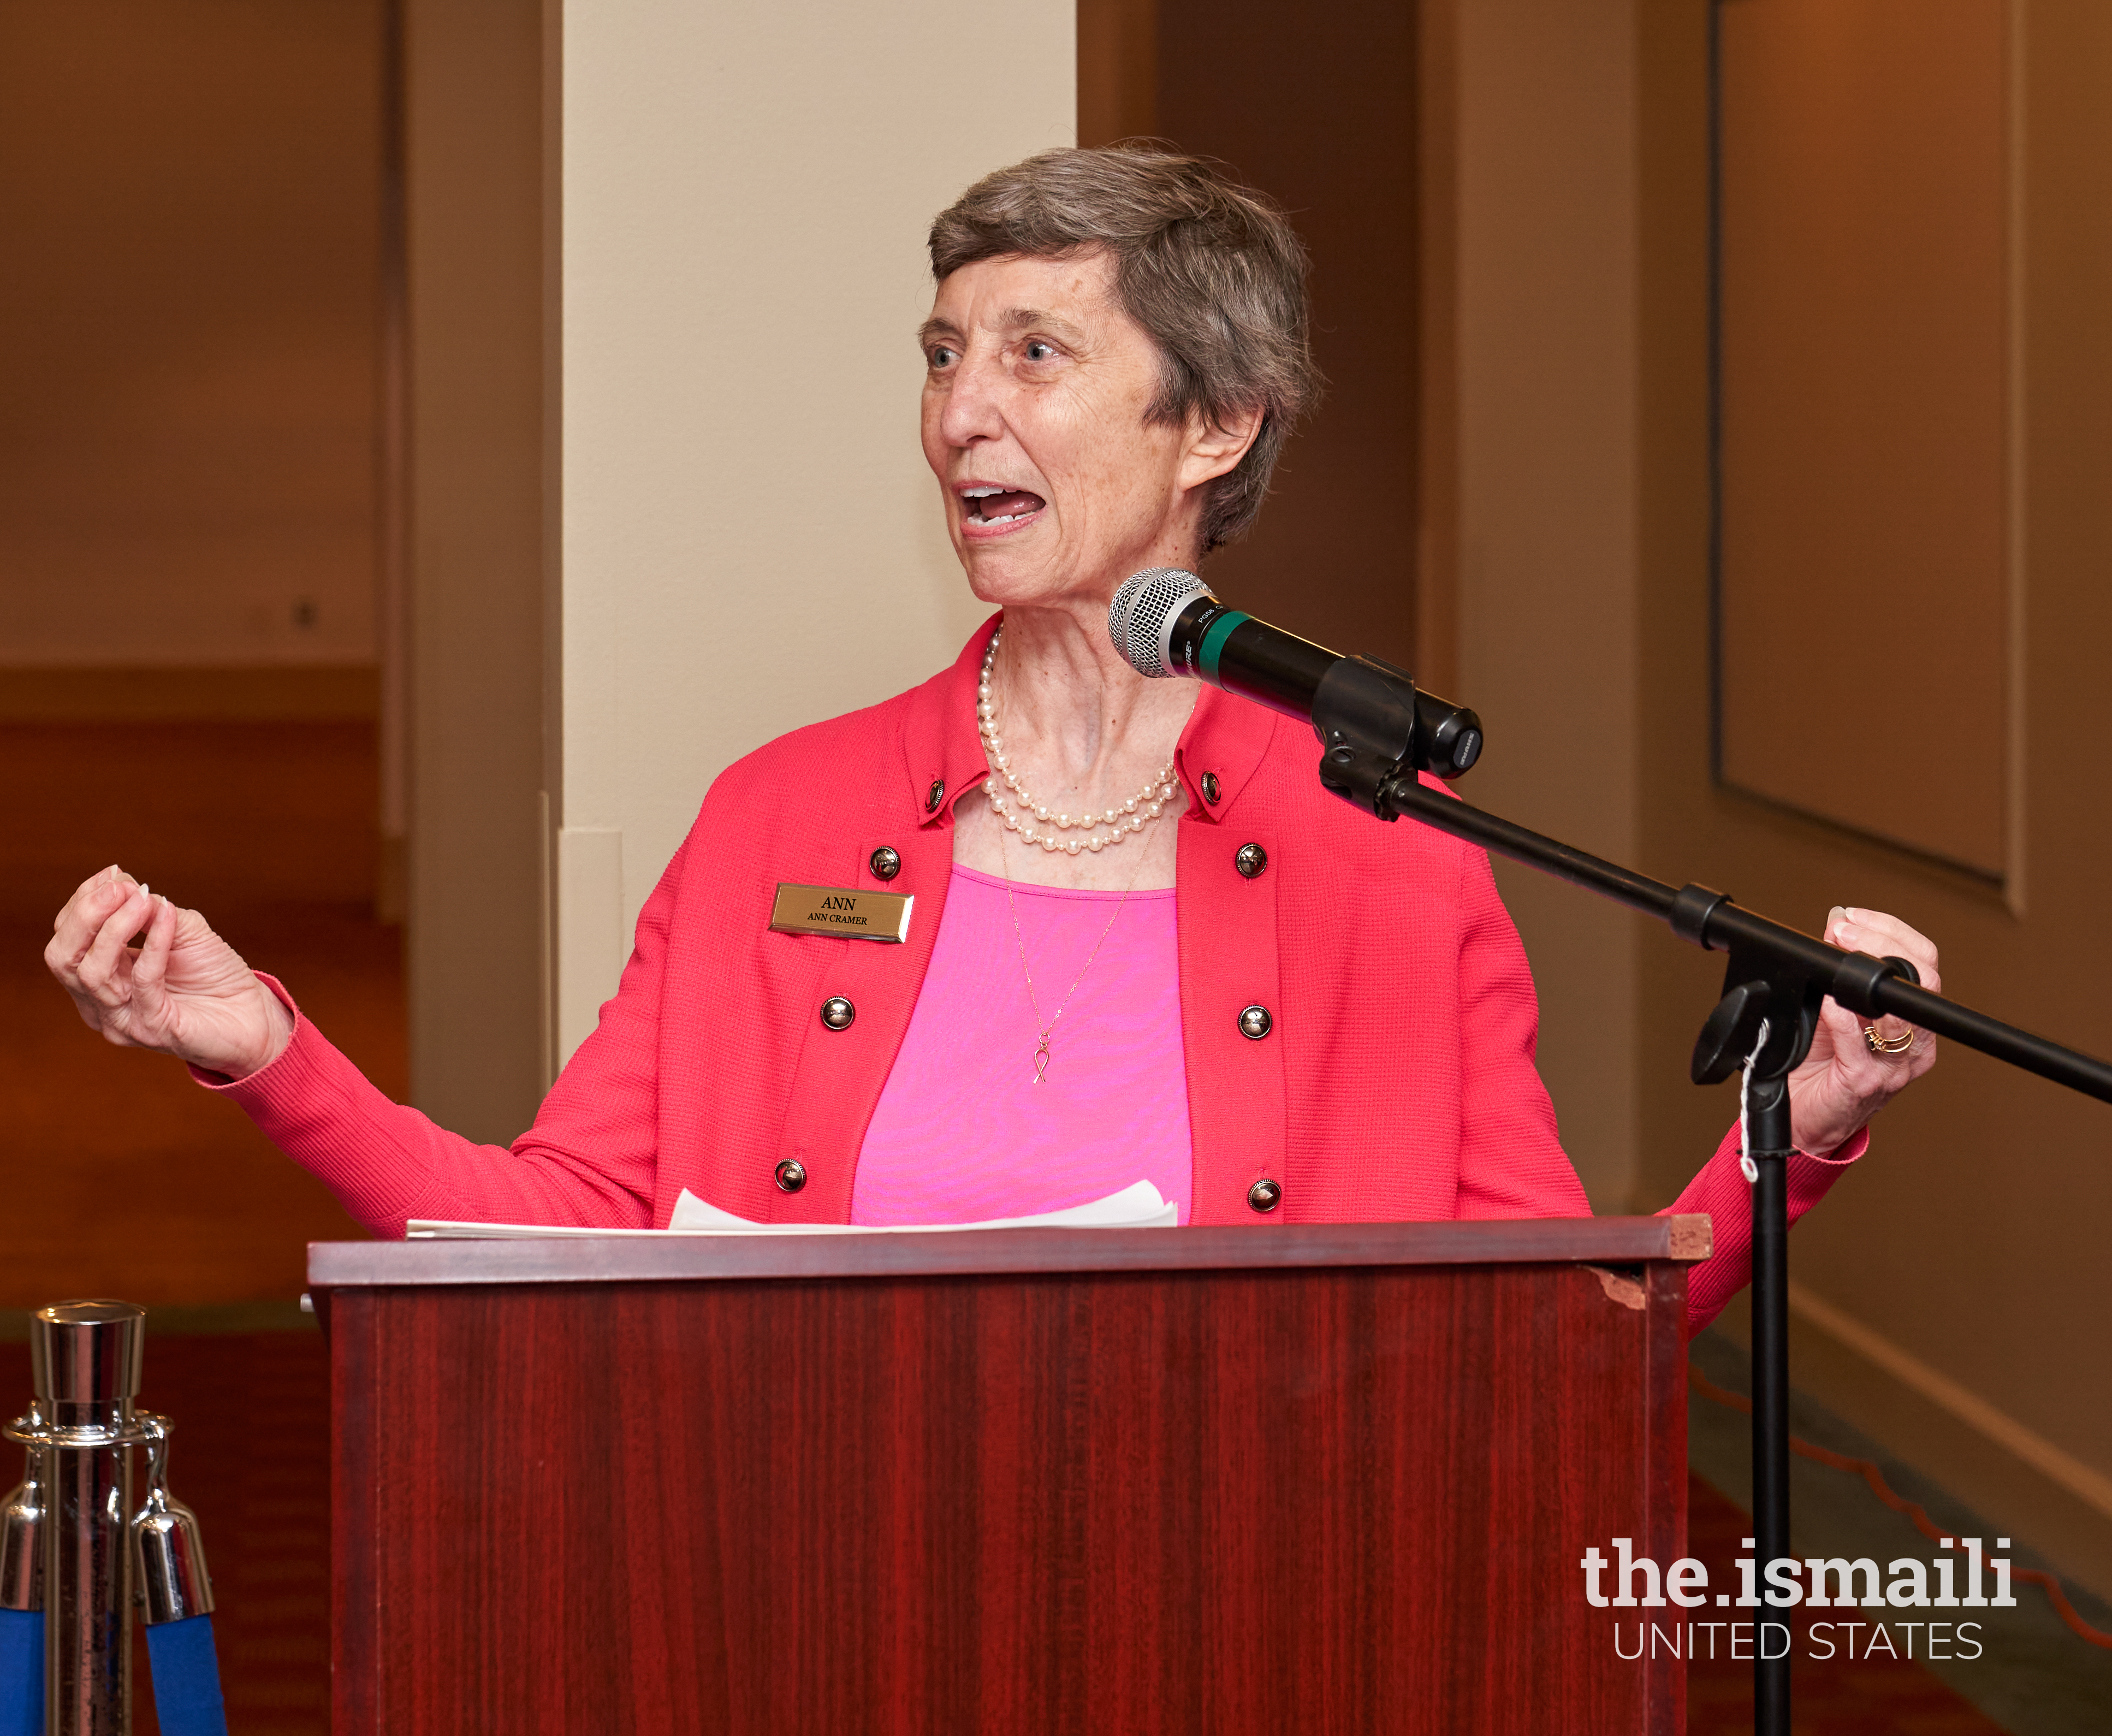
[
  {"left": 1715, "top": 0, "right": 2014, "bottom": 881},
  {"left": 1446, "top": 0, "right": 1644, "bottom": 1213},
  {"left": 551, "top": 0, "right": 1076, "bottom": 1059}
]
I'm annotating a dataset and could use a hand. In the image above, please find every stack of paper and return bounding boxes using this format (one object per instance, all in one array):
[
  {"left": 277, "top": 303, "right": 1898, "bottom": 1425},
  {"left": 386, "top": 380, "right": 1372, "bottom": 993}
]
[{"left": 405, "top": 1178, "right": 1177, "bottom": 1239}]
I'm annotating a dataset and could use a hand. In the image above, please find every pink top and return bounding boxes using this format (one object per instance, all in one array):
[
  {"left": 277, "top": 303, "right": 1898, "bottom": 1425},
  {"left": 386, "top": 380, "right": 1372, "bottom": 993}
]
[{"left": 851, "top": 866, "right": 1195, "bottom": 1226}]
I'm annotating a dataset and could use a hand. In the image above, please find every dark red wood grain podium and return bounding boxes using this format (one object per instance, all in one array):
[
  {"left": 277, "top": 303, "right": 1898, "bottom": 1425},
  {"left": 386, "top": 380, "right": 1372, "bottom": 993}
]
[{"left": 310, "top": 1216, "right": 1708, "bottom": 1734}]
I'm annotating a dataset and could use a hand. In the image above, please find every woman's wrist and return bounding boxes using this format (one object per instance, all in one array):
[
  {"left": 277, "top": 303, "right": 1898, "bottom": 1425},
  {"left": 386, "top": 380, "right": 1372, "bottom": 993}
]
[{"left": 213, "top": 983, "right": 298, "bottom": 1082}]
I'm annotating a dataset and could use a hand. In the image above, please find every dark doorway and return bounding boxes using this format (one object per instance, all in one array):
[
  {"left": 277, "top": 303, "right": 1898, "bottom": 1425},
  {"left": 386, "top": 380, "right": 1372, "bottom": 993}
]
[{"left": 1079, "top": 0, "right": 1423, "bottom": 671}]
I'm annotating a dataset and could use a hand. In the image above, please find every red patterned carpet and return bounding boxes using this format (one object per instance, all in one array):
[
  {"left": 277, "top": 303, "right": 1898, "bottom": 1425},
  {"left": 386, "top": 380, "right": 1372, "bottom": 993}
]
[{"left": 1685, "top": 1471, "right": 2006, "bottom": 1734}]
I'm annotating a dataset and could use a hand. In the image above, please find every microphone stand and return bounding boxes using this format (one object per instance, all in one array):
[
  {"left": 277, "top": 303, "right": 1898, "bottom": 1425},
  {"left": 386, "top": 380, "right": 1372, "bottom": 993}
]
[{"left": 1307, "top": 657, "right": 2112, "bottom": 1736}]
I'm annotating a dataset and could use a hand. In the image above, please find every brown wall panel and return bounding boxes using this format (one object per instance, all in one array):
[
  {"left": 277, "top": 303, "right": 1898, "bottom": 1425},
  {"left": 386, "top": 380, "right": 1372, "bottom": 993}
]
[
  {"left": 1644, "top": 0, "right": 2112, "bottom": 1592},
  {"left": 1077, "top": 0, "right": 1158, "bottom": 149},
  {"left": 1717, "top": 0, "right": 2011, "bottom": 878},
  {"left": 0, "top": 0, "right": 382, "bottom": 668}
]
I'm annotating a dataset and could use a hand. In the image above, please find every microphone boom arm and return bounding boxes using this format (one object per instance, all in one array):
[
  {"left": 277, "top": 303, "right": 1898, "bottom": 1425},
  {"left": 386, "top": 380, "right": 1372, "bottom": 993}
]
[{"left": 1373, "top": 771, "right": 2112, "bottom": 1100}]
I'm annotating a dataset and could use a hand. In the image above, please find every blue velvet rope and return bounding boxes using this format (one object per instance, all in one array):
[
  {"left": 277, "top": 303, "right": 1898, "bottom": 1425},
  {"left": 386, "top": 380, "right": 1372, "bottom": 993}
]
[
  {"left": 145, "top": 1615, "right": 229, "bottom": 1736},
  {"left": 0, "top": 1609, "right": 40, "bottom": 1736}
]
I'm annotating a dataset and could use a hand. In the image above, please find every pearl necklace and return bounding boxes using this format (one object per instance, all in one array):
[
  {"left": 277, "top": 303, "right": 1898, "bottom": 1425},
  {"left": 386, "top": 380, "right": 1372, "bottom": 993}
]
[{"left": 976, "top": 627, "right": 1177, "bottom": 855}]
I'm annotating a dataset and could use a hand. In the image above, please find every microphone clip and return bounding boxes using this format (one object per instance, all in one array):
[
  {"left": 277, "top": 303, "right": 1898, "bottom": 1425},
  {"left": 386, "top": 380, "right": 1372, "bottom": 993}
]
[
  {"left": 1313, "top": 656, "right": 1422, "bottom": 819},
  {"left": 1313, "top": 656, "right": 1484, "bottom": 818}
]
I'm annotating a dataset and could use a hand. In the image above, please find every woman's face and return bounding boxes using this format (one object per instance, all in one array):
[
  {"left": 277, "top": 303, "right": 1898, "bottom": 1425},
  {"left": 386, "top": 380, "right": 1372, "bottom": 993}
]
[{"left": 919, "top": 250, "right": 1251, "bottom": 614}]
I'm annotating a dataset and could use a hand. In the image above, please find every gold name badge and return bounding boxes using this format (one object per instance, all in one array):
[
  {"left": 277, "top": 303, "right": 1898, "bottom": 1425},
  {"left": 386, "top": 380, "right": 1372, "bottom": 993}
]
[{"left": 769, "top": 884, "right": 914, "bottom": 944}]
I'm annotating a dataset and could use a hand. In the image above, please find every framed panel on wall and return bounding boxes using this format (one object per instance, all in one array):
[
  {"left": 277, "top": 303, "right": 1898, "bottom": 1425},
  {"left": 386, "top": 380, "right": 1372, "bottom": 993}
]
[{"left": 1711, "top": 0, "right": 2021, "bottom": 893}]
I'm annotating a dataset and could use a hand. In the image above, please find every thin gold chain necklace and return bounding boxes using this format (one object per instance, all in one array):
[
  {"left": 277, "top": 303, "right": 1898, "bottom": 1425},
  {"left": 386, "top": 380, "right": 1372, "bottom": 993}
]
[
  {"left": 998, "top": 821, "right": 1147, "bottom": 1085},
  {"left": 983, "top": 631, "right": 1153, "bottom": 1082}
]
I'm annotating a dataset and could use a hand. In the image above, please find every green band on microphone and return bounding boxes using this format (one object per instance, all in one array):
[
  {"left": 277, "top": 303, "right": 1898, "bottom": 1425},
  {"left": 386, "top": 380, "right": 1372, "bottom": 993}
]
[{"left": 1197, "top": 611, "right": 1250, "bottom": 685}]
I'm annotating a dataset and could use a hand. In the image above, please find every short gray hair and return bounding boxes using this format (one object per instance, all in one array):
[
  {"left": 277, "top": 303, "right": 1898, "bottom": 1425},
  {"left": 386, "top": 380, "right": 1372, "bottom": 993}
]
[{"left": 928, "top": 146, "right": 1319, "bottom": 553}]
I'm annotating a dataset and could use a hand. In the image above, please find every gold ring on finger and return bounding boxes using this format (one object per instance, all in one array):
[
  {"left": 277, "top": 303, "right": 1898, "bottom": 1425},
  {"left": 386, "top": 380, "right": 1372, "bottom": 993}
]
[{"left": 1862, "top": 1023, "right": 1914, "bottom": 1056}]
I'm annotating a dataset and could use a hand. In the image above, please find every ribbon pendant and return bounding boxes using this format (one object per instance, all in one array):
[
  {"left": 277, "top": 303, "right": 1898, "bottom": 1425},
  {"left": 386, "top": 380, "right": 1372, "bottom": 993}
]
[{"left": 1031, "top": 1035, "right": 1052, "bottom": 1085}]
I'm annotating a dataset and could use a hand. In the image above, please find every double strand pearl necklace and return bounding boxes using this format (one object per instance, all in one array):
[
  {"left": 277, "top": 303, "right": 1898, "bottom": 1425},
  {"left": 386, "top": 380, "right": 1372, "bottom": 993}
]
[{"left": 976, "top": 627, "right": 1177, "bottom": 855}]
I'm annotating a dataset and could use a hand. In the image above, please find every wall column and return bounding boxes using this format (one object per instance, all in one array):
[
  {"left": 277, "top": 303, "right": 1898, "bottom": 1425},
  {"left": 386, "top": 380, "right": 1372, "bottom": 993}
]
[
  {"left": 404, "top": 0, "right": 550, "bottom": 1144},
  {"left": 551, "top": 2, "right": 1076, "bottom": 1061}
]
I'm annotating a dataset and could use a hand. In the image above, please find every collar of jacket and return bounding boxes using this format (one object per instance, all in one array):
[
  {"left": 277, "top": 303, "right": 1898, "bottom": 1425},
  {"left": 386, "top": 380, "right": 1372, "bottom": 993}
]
[{"left": 901, "top": 612, "right": 1283, "bottom": 828}]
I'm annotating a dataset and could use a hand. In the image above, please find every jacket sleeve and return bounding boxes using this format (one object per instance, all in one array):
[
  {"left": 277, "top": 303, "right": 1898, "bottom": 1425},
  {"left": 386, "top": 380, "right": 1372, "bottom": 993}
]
[
  {"left": 1447, "top": 842, "right": 1866, "bottom": 1333},
  {"left": 199, "top": 837, "right": 691, "bottom": 1237},
  {"left": 1669, "top": 1125, "right": 1865, "bottom": 1334}
]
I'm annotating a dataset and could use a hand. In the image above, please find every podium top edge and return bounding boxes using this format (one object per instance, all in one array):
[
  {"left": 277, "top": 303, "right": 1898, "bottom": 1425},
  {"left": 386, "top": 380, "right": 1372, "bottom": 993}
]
[{"left": 307, "top": 1214, "right": 1712, "bottom": 1290}]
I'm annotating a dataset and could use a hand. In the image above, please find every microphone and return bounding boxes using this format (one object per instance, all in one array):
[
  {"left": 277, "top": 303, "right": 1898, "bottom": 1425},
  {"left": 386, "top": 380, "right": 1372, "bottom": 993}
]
[{"left": 1108, "top": 568, "right": 1484, "bottom": 813}]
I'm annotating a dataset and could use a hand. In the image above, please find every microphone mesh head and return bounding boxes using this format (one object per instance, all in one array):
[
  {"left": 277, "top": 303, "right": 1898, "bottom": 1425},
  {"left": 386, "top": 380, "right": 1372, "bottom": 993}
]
[{"left": 1108, "top": 567, "right": 1212, "bottom": 678}]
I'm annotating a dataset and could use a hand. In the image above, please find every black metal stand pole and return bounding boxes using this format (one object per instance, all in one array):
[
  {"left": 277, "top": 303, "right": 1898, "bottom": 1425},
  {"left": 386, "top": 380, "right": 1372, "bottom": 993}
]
[{"left": 1746, "top": 1077, "right": 1794, "bottom": 1735}]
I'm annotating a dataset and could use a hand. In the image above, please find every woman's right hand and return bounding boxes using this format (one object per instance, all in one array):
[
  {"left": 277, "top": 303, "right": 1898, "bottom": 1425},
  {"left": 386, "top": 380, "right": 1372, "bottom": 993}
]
[{"left": 45, "top": 867, "right": 294, "bottom": 1080}]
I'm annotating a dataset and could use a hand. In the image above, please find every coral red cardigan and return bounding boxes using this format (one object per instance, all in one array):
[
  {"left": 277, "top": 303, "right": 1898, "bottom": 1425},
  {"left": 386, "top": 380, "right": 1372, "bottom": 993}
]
[{"left": 214, "top": 618, "right": 1860, "bottom": 1330}]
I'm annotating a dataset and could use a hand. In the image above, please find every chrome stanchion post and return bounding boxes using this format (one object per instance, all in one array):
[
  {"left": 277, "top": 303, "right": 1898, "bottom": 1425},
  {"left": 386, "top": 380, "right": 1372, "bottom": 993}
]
[
  {"left": 1, "top": 1414, "right": 49, "bottom": 1736},
  {"left": 1, "top": 1423, "right": 48, "bottom": 1736},
  {"left": 1, "top": 1425, "right": 45, "bottom": 1620},
  {"left": 28, "top": 1302, "right": 146, "bottom": 1736},
  {"left": 7, "top": 1304, "right": 224, "bottom": 1736},
  {"left": 130, "top": 1417, "right": 229, "bottom": 1736},
  {"left": 131, "top": 1420, "right": 212, "bottom": 1628}
]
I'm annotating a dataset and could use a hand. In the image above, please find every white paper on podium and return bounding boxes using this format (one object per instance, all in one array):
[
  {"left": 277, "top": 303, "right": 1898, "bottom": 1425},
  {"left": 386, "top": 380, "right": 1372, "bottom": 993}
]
[{"left": 405, "top": 1178, "right": 1176, "bottom": 1240}]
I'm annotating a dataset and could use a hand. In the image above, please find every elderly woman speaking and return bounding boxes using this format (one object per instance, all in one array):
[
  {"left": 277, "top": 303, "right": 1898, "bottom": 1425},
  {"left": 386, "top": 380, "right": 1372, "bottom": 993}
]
[{"left": 46, "top": 147, "right": 1938, "bottom": 1330}]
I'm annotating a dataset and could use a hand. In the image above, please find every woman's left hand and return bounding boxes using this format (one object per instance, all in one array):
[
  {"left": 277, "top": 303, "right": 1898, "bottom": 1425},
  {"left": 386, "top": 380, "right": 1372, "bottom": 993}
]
[{"left": 1786, "top": 906, "right": 1941, "bottom": 1158}]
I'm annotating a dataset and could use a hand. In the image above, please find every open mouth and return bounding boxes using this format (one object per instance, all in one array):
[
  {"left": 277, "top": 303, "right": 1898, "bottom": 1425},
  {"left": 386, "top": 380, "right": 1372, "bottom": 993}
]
[{"left": 959, "top": 484, "right": 1047, "bottom": 529}]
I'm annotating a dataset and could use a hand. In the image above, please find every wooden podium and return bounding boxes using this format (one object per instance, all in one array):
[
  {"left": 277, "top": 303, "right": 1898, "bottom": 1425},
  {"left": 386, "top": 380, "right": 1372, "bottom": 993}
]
[{"left": 310, "top": 1215, "right": 1707, "bottom": 1734}]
